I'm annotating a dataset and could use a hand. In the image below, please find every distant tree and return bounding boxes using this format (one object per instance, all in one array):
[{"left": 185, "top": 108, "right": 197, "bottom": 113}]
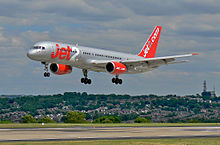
[
  {"left": 108, "top": 116, "right": 121, "bottom": 123},
  {"left": 0, "top": 120, "right": 12, "bottom": 124},
  {"left": 168, "top": 118, "right": 182, "bottom": 123},
  {"left": 134, "top": 117, "right": 151, "bottom": 123},
  {"left": 188, "top": 119, "right": 200, "bottom": 123},
  {"left": 38, "top": 116, "right": 56, "bottom": 123},
  {"left": 119, "top": 113, "right": 138, "bottom": 121},
  {"left": 102, "top": 118, "right": 112, "bottom": 123},
  {"left": 20, "top": 114, "right": 36, "bottom": 123},
  {"left": 64, "top": 111, "right": 87, "bottom": 123},
  {"left": 93, "top": 115, "right": 121, "bottom": 123}
]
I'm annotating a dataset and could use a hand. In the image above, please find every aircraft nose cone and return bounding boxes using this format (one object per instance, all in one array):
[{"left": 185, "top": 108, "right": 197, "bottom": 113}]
[
  {"left": 27, "top": 50, "right": 34, "bottom": 59},
  {"left": 27, "top": 51, "right": 31, "bottom": 58}
]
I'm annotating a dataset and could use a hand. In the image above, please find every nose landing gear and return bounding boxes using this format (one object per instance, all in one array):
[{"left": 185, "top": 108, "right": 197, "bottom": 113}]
[
  {"left": 81, "top": 69, "right": 91, "bottom": 85},
  {"left": 44, "top": 72, "right": 50, "bottom": 77},
  {"left": 42, "top": 62, "right": 50, "bottom": 77}
]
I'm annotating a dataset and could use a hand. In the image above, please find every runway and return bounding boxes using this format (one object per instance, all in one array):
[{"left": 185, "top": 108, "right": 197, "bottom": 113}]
[{"left": 0, "top": 126, "right": 220, "bottom": 142}]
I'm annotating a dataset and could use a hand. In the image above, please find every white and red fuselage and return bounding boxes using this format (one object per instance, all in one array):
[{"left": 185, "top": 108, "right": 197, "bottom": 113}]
[{"left": 27, "top": 26, "right": 197, "bottom": 84}]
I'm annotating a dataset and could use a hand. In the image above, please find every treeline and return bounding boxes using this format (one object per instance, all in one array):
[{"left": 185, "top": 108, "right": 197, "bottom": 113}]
[
  {"left": 168, "top": 118, "right": 220, "bottom": 123},
  {"left": 19, "top": 111, "right": 150, "bottom": 124},
  {"left": 1, "top": 92, "right": 219, "bottom": 114},
  {"left": 0, "top": 92, "right": 219, "bottom": 123}
]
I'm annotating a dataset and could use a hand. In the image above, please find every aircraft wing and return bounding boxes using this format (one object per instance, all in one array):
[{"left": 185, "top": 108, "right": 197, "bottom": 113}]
[{"left": 90, "top": 53, "right": 197, "bottom": 69}]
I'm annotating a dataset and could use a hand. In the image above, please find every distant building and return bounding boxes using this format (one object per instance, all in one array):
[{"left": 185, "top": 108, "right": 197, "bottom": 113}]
[{"left": 201, "top": 80, "right": 216, "bottom": 97}]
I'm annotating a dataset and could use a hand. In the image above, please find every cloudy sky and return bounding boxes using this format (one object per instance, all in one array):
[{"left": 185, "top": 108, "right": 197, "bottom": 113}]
[{"left": 0, "top": 0, "right": 219, "bottom": 96}]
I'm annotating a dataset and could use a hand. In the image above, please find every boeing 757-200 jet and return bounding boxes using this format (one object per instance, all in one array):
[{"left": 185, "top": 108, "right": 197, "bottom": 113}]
[{"left": 27, "top": 26, "right": 197, "bottom": 85}]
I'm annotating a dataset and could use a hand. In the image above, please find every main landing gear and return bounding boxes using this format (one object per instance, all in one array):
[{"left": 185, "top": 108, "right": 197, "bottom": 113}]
[
  {"left": 112, "top": 75, "right": 122, "bottom": 85},
  {"left": 81, "top": 69, "right": 91, "bottom": 85},
  {"left": 42, "top": 62, "right": 50, "bottom": 77}
]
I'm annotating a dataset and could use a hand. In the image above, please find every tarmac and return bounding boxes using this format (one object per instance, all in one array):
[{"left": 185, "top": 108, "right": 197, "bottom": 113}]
[{"left": 0, "top": 126, "right": 220, "bottom": 142}]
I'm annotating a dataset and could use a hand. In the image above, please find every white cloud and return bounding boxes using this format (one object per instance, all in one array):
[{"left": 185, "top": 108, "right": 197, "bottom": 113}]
[
  {"left": 0, "top": 32, "right": 7, "bottom": 42},
  {"left": 142, "top": 69, "right": 190, "bottom": 79},
  {"left": 22, "top": 31, "right": 50, "bottom": 42},
  {"left": 213, "top": 72, "right": 220, "bottom": 75}
]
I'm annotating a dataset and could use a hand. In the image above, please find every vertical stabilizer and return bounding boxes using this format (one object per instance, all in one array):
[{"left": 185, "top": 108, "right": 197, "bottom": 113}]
[{"left": 138, "top": 26, "right": 162, "bottom": 58}]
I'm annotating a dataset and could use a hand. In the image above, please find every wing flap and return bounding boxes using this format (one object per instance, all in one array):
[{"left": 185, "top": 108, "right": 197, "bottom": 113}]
[
  {"left": 120, "top": 53, "right": 196, "bottom": 67},
  {"left": 88, "top": 53, "right": 197, "bottom": 71},
  {"left": 121, "top": 53, "right": 195, "bottom": 64}
]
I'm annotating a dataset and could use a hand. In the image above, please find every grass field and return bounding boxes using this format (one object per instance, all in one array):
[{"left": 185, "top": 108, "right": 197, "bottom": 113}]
[
  {"left": 1, "top": 138, "right": 220, "bottom": 145},
  {"left": 0, "top": 123, "right": 220, "bottom": 128}
]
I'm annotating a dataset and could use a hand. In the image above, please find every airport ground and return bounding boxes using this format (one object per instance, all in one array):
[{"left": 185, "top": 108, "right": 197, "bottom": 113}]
[
  {"left": 0, "top": 123, "right": 220, "bottom": 128},
  {"left": 1, "top": 138, "right": 220, "bottom": 145},
  {"left": 0, "top": 123, "right": 220, "bottom": 144}
]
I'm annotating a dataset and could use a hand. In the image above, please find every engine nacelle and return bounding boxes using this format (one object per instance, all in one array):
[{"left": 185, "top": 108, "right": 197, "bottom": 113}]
[
  {"left": 50, "top": 63, "right": 72, "bottom": 75},
  {"left": 106, "top": 61, "right": 127, "bottom": 75}
]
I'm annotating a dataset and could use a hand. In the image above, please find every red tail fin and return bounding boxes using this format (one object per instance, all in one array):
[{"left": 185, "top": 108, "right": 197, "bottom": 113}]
[{"left": 138, "top": 26, "right": 162, "bottom": 58}]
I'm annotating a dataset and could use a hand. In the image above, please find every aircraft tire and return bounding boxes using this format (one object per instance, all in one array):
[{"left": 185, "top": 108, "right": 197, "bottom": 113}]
[
  {"left": 115, "top": 78, "right": 119, "bottom": 84},
  {"left": 112, "top": 78, "right": 116, "bottom": 83},
  {"left": 119, "top": 79, "right": 122, "bottom": 84},
  {"left": 87, "top": 79, "right": 91, "bottom": 84},
  {"left": 44, "top": 72, "right": 50, "bottom": 77}
]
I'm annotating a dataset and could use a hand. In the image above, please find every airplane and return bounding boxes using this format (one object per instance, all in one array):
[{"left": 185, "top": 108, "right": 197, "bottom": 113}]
[{"left": 27, "top": 26, "right": 197, "bottom": 85}]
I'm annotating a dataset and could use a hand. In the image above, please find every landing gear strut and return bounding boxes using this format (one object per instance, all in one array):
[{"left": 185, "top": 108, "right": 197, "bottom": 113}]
[
  {"left": 42, "top": 62, "right": 50, "bottom": 77},
  {"left": 81, "top": 69, "right": 91, "bottom": 84},
  {"left": 112, "top": 75, "right": 122, "bottom": 85}
]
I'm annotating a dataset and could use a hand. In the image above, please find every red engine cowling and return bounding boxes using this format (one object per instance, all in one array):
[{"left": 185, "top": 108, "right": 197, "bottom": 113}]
[
  {"left": 50, "top": 63, "right": 72, "bottom": 75},
  {"left": 106, "top": 61, "right": 127, "bottom": 75}
]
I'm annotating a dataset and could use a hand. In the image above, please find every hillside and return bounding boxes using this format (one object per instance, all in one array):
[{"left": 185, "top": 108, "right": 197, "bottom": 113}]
[{"left": 0, "top": 92, "right": 219, "bottom": 123}]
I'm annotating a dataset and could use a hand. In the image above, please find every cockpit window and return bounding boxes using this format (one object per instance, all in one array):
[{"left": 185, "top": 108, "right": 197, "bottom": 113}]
[{"left": 32, "top": 46, "right": 39, "bottom": 49}]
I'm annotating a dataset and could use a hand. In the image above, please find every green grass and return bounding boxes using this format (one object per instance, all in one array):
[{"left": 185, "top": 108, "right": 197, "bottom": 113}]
[
  {"left": 0, "top": 123, "right": 220, "bottom": 128},
  {"left": 1, "top": 138, "right": 220, "bottom": 145}
]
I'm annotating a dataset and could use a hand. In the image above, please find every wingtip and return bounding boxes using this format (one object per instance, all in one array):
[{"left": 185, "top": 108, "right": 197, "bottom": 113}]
[{"left": 192, "top": 53, "right": 198, "bottom": 56}]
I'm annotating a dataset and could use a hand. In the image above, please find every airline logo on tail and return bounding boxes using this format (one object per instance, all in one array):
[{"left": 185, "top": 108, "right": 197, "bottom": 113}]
[{"left": 138, "top": 26, "right": 162, "bottom": 58}]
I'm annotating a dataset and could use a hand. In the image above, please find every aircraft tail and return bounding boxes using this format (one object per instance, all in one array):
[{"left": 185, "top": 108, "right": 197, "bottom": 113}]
[{"left": 138, "top": 26, "right": 162, "bottom": 58}]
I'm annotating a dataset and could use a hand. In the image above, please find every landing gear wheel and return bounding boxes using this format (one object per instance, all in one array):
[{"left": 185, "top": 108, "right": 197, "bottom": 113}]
[
  {"left": 112, "top": 78, "right": 116, "bottom": 83},
  {"left": 44, "top": 72, "right": 47, "bottom": 77},
  {"left": 115, "top": 79, "right": 119, "bottom": 84},
  {"left": 44, "top": 72, "right": 50, "bottom": 77},
  {"left": 112, "top": 76, "right": 122, "bottom": 85},
  {"left": 81, "top": 78, "right": 92, "bottom": 85},
  {"left": 87, "top": 79, "right": 91, "bottom": 84},
  {"left": 84, "top": 79, "right": 88, "bottom": 84},
  {"left": 81, "top": 78, "right": 85, "bottom": 83},
  {"left": 118, "top": 79, "right": 122, "bottom": 84}
]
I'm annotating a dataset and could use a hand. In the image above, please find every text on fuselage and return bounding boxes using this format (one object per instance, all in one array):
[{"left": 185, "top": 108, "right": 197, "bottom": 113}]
[{"left": 51, "top": 44, "right": 71, "bottom": 60}]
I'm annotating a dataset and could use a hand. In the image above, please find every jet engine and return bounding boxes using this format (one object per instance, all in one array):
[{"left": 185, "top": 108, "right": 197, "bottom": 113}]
[
  {"left": 106, "top": 61, "right": 127, "bottom": 75},
  {"left": 50, "top": 63, "right": 72, "bottom": 75}
]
